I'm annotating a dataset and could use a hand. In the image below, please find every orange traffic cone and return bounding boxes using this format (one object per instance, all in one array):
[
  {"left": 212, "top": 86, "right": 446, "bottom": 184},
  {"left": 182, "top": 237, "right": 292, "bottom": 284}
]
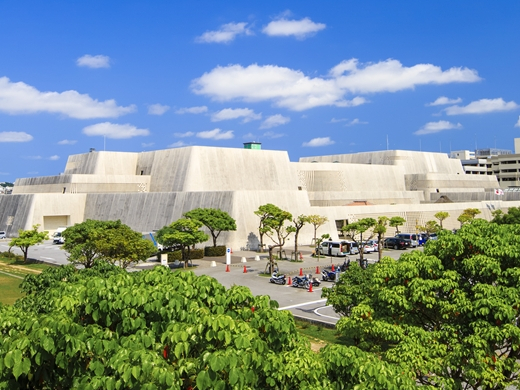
[
  {"left": 299, "top": 268, "right": 303, "bottom": 276},
  {"left": 243, "top": 265, "right": 247, "bottom": 273},
  {"left": 315, "top": 266, "right": 320, "bottom": 274},
  {"left": 308, "top": 283, "right": 313, "bottom": 293},
  {"left": 225, "top": 264, "right": 230, "bottom": 272},
  {"left": 331, "top": 264, "right": 335, "bottom": 272},
  {"left": 287, "top": 277, "right": 292, "bottom": 286}
]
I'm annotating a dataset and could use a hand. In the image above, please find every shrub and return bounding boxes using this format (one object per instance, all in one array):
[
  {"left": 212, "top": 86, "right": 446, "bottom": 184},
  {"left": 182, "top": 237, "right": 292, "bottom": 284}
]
[
  {"left": 204, "top": 245, "right": 226, "bottom": 257},
  {"left": 166, "top": 249, "right": 204, "bottom": 262}
]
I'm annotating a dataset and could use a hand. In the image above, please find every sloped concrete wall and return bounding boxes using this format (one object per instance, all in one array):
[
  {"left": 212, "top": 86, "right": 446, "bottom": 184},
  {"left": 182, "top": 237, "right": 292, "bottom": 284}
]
[
  {"left": 0, "top": 194, "right": 35, "bottom": 236},
  {"left": 64, "top": 151, "right": 139, "bottom": 175},
  {"left": 139, "top": 147, "right": 299, "bottom": 193},
  {"left": 301, "top": 150, "right": 465, "bottom": 175}
]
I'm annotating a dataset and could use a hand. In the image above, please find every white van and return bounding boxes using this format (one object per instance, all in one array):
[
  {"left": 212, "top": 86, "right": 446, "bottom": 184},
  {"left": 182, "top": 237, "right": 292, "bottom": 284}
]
[
  {"left": 53, "top": 227, "right": 67, "bottom": 244},
  {"left": 0, "top": 231, "right": 5, "bottom": 239},
  {"left": 318, "top": 240, "right": 359, "bottom": 256}
]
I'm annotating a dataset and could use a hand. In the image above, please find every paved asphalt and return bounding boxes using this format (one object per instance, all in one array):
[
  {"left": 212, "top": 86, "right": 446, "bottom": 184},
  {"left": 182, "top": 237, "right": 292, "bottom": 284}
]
[{"left": 1, "top": 239, "right": 422, "bottom": 326}]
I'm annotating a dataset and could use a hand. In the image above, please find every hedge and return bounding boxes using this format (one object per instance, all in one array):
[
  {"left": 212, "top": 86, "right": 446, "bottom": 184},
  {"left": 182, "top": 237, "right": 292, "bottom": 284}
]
[
  {"left": 166, "top": 249, "right": 204, "bottom": 262},
  {"left": 204, "top": 245, "right": 226, "bottom": 257}
]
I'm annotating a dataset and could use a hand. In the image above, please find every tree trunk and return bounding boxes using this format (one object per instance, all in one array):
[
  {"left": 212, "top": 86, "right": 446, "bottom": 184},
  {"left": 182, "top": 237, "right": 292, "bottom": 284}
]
[
  {"left": 22, "top": 247, "right": 28, "bottom": 263},
  {"left": 294, "top": 232, "right": 299, "bottom": 261}
]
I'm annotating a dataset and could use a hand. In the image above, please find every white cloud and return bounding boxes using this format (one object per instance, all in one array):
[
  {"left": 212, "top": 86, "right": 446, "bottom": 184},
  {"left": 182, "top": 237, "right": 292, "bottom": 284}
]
[
  {"left": 76, "top": 54, "right": 111, "bottom": 68},
  {"left": 48, "top": 155, "right": 60, "bottom": 161},
  {"left": 330, "top": 118, "right": 348, "bottom": 123},
  {"left": 263, "top": 131, "right": 285, "bottom": 139},
  {"left": 175, "top": 106, "right": 208, "bottom": 114},
  {"left": 515, "top": 116, "right": 520, "bottom": 128},
  {"left": 0, "top": 77, "right": 135, "bottom": 119},
  {"left": 426, "top": 96, "right": 462, "bottom": 106},
  {"left": 0, "top": 131, "right": 33, "bottom": 142},
  {"left": 82, "top": 122, "right": 149, "bottom": 139},
  {"left": 260, "top": 114, "right": 290, "bottom": 129},
  {"left": 196, "top": 22, "right": 252, "bottom": 43},
  {"left": 148, "top": 103, "right": 170, "bottom": 115},
  {"left": 196, "top": 128, "right": 234, "bottom": 140},
  {"left": 302, "top": 137, "right": 335, "bottom": 147},
  {"left": 445, "top": 98, "right": 518, "bottom": 115},
  {"left": 414, "top": 120, "right": 462, "bottom": 135},
  {"left": 211, "top": 108, "right": 261, "bottom": 123},
  {"left": 141, "top": 142, "right": 155, "bottom": 148},
  {"left": 174, "top": 131, "right": 194, "bottom": 138},
  {"left": 24, "top": 155, "right": 42, "bottom": 160},
  {"left": 192, "top": 59, "right": 478, "bottom": 111},
  {"left": 262, "top": 17, "right": 325, "bottom": 39},
  {"left": 168, "top": 141, "right": 187, "bottom": 148},
  {"left": 344, "top": 118, "right": 368, "bottom": 127},
  {"left": 58, "top": 139, "right": 77, "bottom": 145}
]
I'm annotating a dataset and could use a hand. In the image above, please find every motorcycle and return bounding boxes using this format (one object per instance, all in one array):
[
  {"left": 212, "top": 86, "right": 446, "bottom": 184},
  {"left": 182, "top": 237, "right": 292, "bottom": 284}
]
[
  {"left": 292, "top": 274, "right": 321, "bottom": 289},
  {"left": 269, "top": 271, "right": 287, "bottom": 285},
  {"left": 339, "top": 258, "right": 351, "bottom": 272},
  {"left": 321, "top": 269, "right": 338, "bottom": 282}
]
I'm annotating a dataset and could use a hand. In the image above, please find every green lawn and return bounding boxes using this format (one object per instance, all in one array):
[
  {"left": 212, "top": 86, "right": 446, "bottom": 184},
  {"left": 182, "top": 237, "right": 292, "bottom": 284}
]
[
  {"left": 0, "top": 255, "right": 51, "bottom": 305},
  {"left": 294, "top": 318, "right": 349, "bottom": 347}
]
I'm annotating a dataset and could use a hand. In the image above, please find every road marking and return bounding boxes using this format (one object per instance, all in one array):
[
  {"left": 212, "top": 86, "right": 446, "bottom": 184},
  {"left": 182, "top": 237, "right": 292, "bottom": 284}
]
[
  {"left": 278, "top": 299, "right": 327, "bottom": 311},
  {"left": 314, "top": 306, "right": 341, "bottom": 320},
  {"left": 40, "top": 257, "right": 55, "bottom": 260}
]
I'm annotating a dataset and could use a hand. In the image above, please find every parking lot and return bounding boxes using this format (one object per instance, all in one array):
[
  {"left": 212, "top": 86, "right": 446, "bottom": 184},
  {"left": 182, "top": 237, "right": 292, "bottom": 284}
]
[{"left": 1, "top": 238, "right": 421, "bottom": 326}]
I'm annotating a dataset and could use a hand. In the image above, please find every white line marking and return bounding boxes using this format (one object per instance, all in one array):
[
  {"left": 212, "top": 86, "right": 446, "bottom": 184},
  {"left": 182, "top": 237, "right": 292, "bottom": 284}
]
[
  {"left": 278, "top": 299, "right": 327, "bottom": 311},
  {"left": 40, "top": 257, "right": 55, "bottom": 260},
  {"left": 314, "top": 306, "right": 341, "bottom": 320}
]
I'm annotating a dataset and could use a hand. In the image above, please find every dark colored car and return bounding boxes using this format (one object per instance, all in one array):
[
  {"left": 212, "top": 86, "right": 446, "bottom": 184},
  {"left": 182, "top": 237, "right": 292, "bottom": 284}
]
[{"left": 383, "top": 237, "right": 411, "bottom": 250}]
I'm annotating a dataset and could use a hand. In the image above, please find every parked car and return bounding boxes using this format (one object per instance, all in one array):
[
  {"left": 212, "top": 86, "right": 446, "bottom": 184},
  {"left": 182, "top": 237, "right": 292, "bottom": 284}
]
[
  {"left": 361, "top": 239, "right": 379, "bottom": 253},
  {"left": 395, "top": 233, "right": 419, "bottom": 248},
  {"left": 0, "top": 231, "right": 5, "bottom": 239},
  {"left": 383, "top": 237, "right": 411, "bottom": 250}
]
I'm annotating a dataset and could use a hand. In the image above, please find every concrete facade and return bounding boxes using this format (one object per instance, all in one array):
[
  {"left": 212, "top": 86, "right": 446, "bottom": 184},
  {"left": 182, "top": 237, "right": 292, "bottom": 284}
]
[{"left": 2, "top": 146, "right": 519, "bottom": 249}]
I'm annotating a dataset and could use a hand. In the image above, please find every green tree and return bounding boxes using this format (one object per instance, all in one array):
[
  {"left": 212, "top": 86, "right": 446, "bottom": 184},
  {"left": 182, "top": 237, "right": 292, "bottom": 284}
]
[
  {"left": 291, "top": 214, "right": 309, "bottom": 261},
  {"left": 254, "top": 204, "right": 276, "bottom": 252},
  {"left": 389, "top": 216, "right": 406, "bottom": 234},
  {"left": 94, "top": 224, "right": 156, "bottom": 269},
  {"left": 341, "top": 218, "right": 377, "bottom": 265},
  {"left": 308, "top": 214, "right": 328, "bottom": 246},
  {"left": 492, "top": 206, "right": 520, "bottom": 224},
  {"left": 418, "top": 220, "right": 441, "bottom": 239},
  {"left": 255, "top": 204, "right": 293, "bottom": 273},
  {"left": 434, "top": 211, "right": 449, "bottom": 228},
  {"left": 457, "top": 207, "right": 481, "bottom": 226},
  {"left": 1, "top": 263, "right": 417, "bottom": 389},
  {"left": 184, "top": 207, "right": 237, "bottom": 247},
  {"left": 156, "top": 218, "right": 208, "bottom": 268},
  {"left": 8, "top": 225, "right": 48, "bottom": 263},
  {"left": 324, "top": 219, "right": 520, "bottom": 389},
  {"left": 62, "top": 219, "right": 149, "bottom": 269},
  {"left": 373, "top": 216, "right": 388, "bottom": 261}
]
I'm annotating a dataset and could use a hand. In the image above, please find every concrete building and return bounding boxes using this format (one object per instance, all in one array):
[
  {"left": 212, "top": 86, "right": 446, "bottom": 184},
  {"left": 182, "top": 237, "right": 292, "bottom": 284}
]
[{"left": 1, "top": 145, "right": 519, "bottom": 249}]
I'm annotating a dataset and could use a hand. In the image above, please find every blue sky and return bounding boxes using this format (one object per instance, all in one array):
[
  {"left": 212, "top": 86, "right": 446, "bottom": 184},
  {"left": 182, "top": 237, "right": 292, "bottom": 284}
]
[{"left": 1, "top": 1, "right": 519, "bottom": 182}]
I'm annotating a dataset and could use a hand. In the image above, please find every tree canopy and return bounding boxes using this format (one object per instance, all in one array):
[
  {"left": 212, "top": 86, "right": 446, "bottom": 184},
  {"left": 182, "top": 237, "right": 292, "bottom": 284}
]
[
  {"left": 341, "top": 218, "right": 376, "bottom": 263},
  {"left": 0, "top": 263, "right": 417, "bottom": 389},
  {"left": 156, "top": 218, "right": 208, "bottom": 267},
  {"left": 492, "top": 206, "right": 520, "bottom": 225},
  {"left": 434, "top": 211, "right": 449, "bottom": 228},
  {"left": 8, "top": 225, "right": 48, "bottom": 263},
  {"left": 457, "top": 207, "right": 481, "bottom": 226},
  {"left": 183, "top": 208, "right": 236, "bottom": 247},
  {"left": 308, "top": 214, "right": 328, "bottom": 246},
  {"left": 62, "top": 219, "right": 154, "bottom": 269},
  {"left": 324, "top": 219, "right": 520, "bottom": 389},
  {"left": 389, "top": 216, "right": 406, "bottom": 234}
]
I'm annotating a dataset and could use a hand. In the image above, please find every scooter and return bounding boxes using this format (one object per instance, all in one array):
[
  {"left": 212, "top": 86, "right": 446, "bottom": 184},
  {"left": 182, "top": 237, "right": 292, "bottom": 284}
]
[
  {"left": 269, "top": 271, "right": 287, "bottom": 285},
  {"left": 339, "top": 258, "right": 351, "bottom": 272},
  {"left": 292, "top": 274, "right": 321, "bottom": 288}
]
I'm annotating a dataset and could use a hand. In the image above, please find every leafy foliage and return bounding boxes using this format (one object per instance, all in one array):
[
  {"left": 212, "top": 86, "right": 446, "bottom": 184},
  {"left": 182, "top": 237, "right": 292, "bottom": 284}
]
[
  {"left": 184, "top": 208, "right": 236, "bottom": 247},
  {"left": 308, "top": 214, "right": 328, "bottom": 246},
  {"left": 0, "top": 264, "right": 416, "bottom": 389},
  {"left": 492, "top": 206, "right": 520, "bottom": 225},
  {"left": 8, "top": 225, "right": 48, "bottom": 263},
  {"left": 291, "top": 214, "right": 310, "bottom": 260},
  {"left": 341, "top": 218, "right": 376, "bottom": 263},
  {"left": 324, "top": 220, "right": 520, "bottom": 389},
  {"left": 62, "top": 220, "right": 155, "bottom": 268},
  {"left": 389, "top": 216, "right": 406, "bottom": 234},
  {"left": 373, "top": 216, "right": 388, "bottom": 261},
  {"left": 457, "top": 207, "right": 481, "bottom": 226},
  {"left": 434, "top": 211, "right": 449, "bottom": 228},
  {"left": 156, "top": 219, "right": 208, "bottom": 268}
]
